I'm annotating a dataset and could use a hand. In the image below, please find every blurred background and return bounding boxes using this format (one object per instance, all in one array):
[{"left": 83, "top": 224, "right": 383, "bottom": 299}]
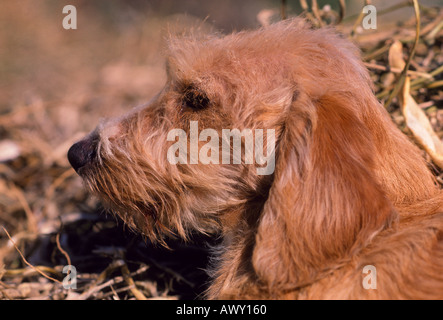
[{"left": 0, "top": 0, "right": 442, "bottom": 299}]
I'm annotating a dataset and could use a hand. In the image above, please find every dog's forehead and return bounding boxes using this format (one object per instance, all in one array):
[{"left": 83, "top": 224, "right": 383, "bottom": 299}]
[
  {"left": 166, "top": 39, "right": 235, "bottom": 80},
  {"left": 165, "top": 28, "right": 290, "bottom": 84}
]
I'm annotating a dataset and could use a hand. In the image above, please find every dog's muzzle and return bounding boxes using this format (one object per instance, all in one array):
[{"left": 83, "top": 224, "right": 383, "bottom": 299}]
[{"left": 68, "top": 133, "right": 99, "bottom": 174}]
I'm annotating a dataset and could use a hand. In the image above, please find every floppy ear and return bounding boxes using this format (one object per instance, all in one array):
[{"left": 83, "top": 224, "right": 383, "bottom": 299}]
[{"left": 252, "top": 90, "right": 397, "bottom": 291}]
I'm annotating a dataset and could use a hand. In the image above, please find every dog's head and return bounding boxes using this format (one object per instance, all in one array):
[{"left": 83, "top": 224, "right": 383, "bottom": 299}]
[
  {"left": 69, "top": 18, "right": 435, "bottom": 288},
  {"left": 67, "top": 20, "right": 307, "bottom": 241}
]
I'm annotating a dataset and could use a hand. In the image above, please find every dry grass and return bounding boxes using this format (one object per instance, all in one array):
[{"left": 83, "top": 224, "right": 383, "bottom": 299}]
[{"left": 0, "top": 1, "right": 442, "bottom": 299}]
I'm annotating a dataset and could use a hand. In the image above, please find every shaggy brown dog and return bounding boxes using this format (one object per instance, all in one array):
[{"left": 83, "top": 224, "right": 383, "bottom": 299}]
[{"left": 68, "top": 18, "right": 443, "bottom": 299}]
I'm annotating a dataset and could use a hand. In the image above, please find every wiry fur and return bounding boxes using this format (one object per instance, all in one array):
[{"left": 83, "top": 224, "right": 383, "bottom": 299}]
[{"left": 71, "top": 18, "right": 443, "bottom": 299}]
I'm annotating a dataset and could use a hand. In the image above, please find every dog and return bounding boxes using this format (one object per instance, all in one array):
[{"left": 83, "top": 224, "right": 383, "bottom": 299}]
[{"left": 68, "top": 18, "right": 443, "bottom": 299}]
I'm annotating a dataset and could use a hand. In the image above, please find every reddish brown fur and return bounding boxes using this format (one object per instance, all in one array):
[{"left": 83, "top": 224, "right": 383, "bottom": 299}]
[{"left": 71, "top": 18, "right": 443, "bottom": 299}]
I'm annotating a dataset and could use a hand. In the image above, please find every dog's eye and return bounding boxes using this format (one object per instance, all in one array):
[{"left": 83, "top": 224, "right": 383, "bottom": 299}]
[{"left": 182, "top": 85, "right": 210, "bottom": 111}]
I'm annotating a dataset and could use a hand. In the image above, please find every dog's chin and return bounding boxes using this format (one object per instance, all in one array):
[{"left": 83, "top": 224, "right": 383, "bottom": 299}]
[
  {"left": 98, "top": 194, "right": 173, "bottom": 242},
  {"left": 75, "top": 166, "right": 175, "bottom": 243}
]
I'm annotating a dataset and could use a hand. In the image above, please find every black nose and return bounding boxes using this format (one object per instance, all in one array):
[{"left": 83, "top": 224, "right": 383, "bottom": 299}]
[{"left": 68, "top": 136, "right": 98, "bottom": 173}]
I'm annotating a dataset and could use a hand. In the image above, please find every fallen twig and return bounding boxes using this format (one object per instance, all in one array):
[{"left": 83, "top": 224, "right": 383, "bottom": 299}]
[{"left": 1, "top": 227, "right": 61, "bottom": 285}]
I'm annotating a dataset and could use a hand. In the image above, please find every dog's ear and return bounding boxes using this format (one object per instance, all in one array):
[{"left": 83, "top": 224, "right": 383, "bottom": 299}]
[{"left": 252, "top": 90, "right": 397, "bottom": 291}]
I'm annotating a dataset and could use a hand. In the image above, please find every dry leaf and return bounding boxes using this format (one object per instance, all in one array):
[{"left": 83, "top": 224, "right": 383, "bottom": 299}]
[
  {"left": 388, "top": 40, "right": 443, "bottom": 169},
  {"left": 400, "top": 77, "right": 443, "bottom": 169},
  {"left": 257, "top": 9, "right": 278, "bottom": 27},
  {"left": 388, "top": 40, "right": 406, "bottom": 70},
  {"left": 0, "top": 139, "right": 20, "bottom": 162}
]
